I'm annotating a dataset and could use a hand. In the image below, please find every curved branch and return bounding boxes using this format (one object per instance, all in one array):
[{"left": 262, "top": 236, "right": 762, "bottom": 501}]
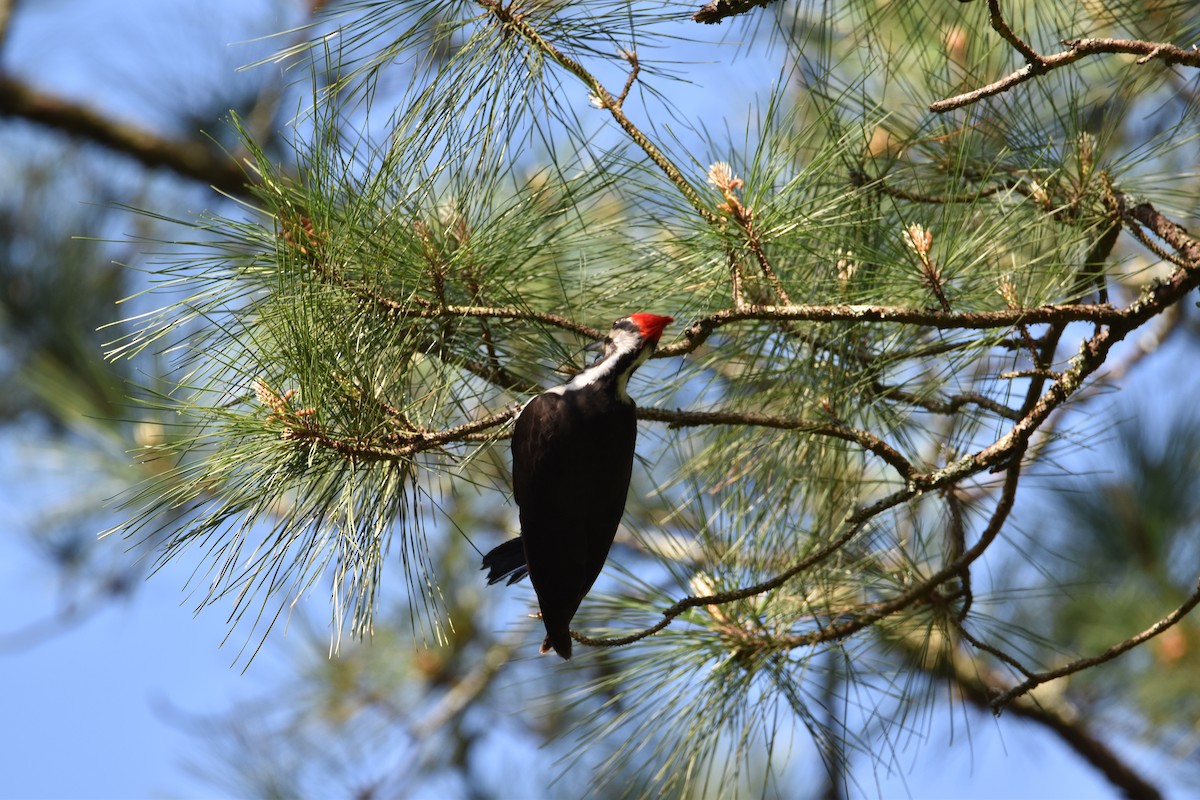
[
  {"left": 771, "top": 455, "right": 1024, "bottom": 650},
  {"left": 921, "top": 633, "right": 1165, "bottom": 800},
  {"left": 991, "top": 579, "right": 1200, "bottom": 713},
  {"left": 1125, "top": 200, "right": 1200, "bottom": 265},
  {"left": 638, "top": 406, "right": 916, "bottom": 481},
  {"left": 871, "top": 382, "right": 1022, "bottom": 421},
  {"left": 932, "top": 3, "right": 1200, "bottom": 114},
  {"left": 572, "top": 452, "right": 1024, "bottom": 652},
  {"left": 571, "top": 517, "right": 874, "bottom": 650}
]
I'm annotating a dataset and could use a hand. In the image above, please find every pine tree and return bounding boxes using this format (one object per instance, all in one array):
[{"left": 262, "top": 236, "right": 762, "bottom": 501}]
[{"left": 100, "top": 1, "right": 1200, "bottom": 795}]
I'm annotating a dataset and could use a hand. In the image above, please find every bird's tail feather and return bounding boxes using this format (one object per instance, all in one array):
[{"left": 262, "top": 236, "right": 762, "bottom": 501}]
[
  {"left": 481, "top": 537, "right": 529, "bottom": 586},
  {"left": 540, "top": 628, "right": 572, "bottom": 660}
]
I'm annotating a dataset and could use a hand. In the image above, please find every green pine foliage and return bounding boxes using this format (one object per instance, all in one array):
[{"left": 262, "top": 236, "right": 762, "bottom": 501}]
[{"left": 107, "top": 0, "right": 1200, "bottom": 794}]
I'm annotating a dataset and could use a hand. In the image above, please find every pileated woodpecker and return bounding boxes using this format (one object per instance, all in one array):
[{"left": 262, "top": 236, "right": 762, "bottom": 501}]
[{"left": 482, "top": 312, "right": 674, "bottom": 659}]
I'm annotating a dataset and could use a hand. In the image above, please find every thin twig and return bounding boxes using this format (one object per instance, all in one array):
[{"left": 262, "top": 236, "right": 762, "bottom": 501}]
[
  {"left": 871, "top": 382, "right": 1022, "bottom": 421},
  {"left": 278, "top": 406, "right": 519, "bottom": 461},
  {"left": 1122, "top": 199, "right": 1200, "bottom": 271},
  {"left": 1121, "top": 196, "right": 1200, "bottom": 270},
  {"left": 709, "top": 162, "right": 793, "bottom": 305},
  {"left": 745, "top": 223, "right": 792, "bottom": 306},
  {"left": 616, "top": 49, "right": 640, "bottom": 108},
  {"left": 916, "top": 633, "right": 1165, "bottom": 800},
  {"left": 639, "top": 406, "right": 917, "bottom": 481},
  {"left": 991, "top": 579, "right": 1200, "bottom": 712},
  {"left": 728, "top": 249, "right": 746, "bottom": 310},
  {"left": 1122, "top": 213, "right": 1195, "bottom": 271},
  {"left": 953, "top": 620, "right": 1036, "bottom": 679},
  {"left": 944, "top": 487, "right": 972, "bottom": 622},
  {"left": 867, "top": 175, "right": 1019, "bottom": 205},
  {"left": 986, "top": 0, "right": 1045, "bottom": 68},
  {"left": 479, "top": 0, "right": 718, "bottom": 227}
]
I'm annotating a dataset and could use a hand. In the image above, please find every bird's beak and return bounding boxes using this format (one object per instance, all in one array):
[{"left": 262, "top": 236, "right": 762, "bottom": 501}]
[{"left": 584, "top": 339, "right": 604, "bottom": 354}]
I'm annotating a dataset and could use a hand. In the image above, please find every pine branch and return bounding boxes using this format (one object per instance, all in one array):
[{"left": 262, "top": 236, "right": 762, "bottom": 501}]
[
  {"left": 477, "top": 0, "right": 718, "bottom": 227},
  {"left": 661, "top": 302, "right": 1126, "bottom": 358},
  {"left": 258, "top": 194, "right": 1199, "bottom": 490},
  {"left": 931, "top": 0, "right": 1200, "bottom": 112},
  {"left": 572, "top": 198, "right": 1200, "bottom": 649}
]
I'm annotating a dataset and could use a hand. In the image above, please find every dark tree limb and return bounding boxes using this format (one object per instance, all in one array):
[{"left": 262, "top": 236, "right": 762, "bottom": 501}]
[
  {"left": 0, "top": 75, "right": 252, "bottom": 195},
  {"left": 692, "top": 0, "right": 776, "bottom": 25}
]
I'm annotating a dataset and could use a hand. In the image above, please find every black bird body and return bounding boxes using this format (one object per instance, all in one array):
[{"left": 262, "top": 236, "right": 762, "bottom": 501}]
[{"left": 482, "top": 313, "right": 673, "bottom": 659}]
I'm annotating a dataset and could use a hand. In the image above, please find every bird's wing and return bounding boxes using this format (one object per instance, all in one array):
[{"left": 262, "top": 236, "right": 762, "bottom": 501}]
[{"left": 510, "top": 392, "right": 570, "bottom": 509}]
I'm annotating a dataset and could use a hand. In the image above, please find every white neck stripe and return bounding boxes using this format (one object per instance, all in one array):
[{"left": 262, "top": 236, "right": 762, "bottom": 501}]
[{"left": 546, "top": 332, "right": 649, "bottom": 400}]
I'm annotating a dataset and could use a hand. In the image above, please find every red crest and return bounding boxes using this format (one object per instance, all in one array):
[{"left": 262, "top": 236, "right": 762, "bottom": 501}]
[{"left": 628, "top": 313, "right": 674, "bottom": 343}]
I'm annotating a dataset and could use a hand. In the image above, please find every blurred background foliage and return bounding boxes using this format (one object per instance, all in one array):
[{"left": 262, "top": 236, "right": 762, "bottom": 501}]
[{"left": 2, "top": 0, "right": 1199, "bottom": 797}]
